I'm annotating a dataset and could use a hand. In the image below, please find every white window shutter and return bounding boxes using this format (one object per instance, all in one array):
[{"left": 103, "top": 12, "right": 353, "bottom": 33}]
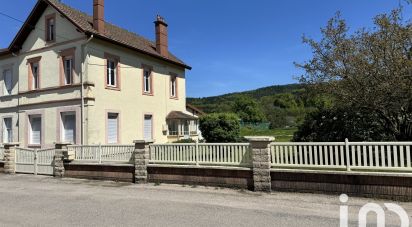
[
  {"left": 108, "top": 114, "right": 118, "bottom": 143},
  {"left": 3, "top": 118, "right": 12, "bottom": 143},
  {"left": 30, "top": 117, "right": 41, "bottom": 144},
  {"left": 62, "top": 113, "right": 75, "bottom": 143},
  {"left": 144, "top": 115, "right": 153, "bottom": 140}
]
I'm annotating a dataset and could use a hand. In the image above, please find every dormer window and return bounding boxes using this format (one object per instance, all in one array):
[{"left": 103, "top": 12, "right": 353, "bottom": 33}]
[{"left": 45, "top": 14, "right": 56, "bottom": 42}]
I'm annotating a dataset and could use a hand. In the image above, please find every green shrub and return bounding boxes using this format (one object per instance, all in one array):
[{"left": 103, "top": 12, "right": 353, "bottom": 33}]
[
  {"left": 199, "top": 113, "right": 241, "bottom": 142},
  {"left": 173, "top": 138, "right": 196, "bottom": 143}
]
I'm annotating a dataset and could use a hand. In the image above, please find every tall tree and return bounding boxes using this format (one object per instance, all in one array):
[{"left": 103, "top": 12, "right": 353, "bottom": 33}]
[
  {"left": 295, "top": 9, "right": 412, "bottom": 140},
  {"left": 232, "top": 96, "right": 266, "bottom": 123}
]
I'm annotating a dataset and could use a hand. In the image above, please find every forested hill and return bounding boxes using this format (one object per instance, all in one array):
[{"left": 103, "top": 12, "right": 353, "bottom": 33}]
[
  {"left": 187, "top": 83, "right": 313, "bottom": 129},
  {"left": 187, "top": 84, "right": 305, "bottom": 114}
]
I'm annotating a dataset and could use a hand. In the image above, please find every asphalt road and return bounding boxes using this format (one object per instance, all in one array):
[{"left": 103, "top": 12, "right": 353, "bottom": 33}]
[{"left": 0, "top": 174, "right": 411, "bottom": 227}]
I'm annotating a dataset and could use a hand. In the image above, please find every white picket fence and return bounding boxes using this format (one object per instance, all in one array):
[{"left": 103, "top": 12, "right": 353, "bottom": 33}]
[
  {"left": 66, "top": 140, "right": 412, "bottom": 172},
  {"left": 149, "top": 143, "right": 251, "bottom": 167},
  {"left": 270, "top": 141, "right": 412, "bottom": 171},
  {"left": 68, "top": 145, "right": 134, "bottom": 163},
  {"left": 0, "top": 146, "right": 4, "bottom": 160}
]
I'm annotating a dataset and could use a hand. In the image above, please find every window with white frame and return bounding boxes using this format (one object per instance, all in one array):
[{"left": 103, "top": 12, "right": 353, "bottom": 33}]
[
  {"left": 190, "top": 120, "right": 198, "bottom": 135},
  {"left": 63, "top": 57, "right": 73, "bottom": 85},
  {"left": 143, "top": 69, "right": 151, "bottom": 93},
  {"left": 46, "top": 17, "right": 55, "bottom": 42},
  {"left": 29, "top": 115, "right": 41, "bottom": 145},
  {"left": 106, "top": 59, "right": 117, "bottom": 87},
  {"left": 31, "top": 62, "right": 40, "bottom": 90},
  {"left": 3, "top": 118, "right": 12, "bottom": 143},
  {"left": 167, "top": 120, "right": 178, "bottom": 136},
  {"left": 3, "top": 68, "right": 12, "bottom": 96},
  {"left": 61, "top": 112, "right": 75, "bottom": 143},
  {"left": 107, "top": 113, "right": 119, "bottom": 144},
  {"left": 170, "top": 76, "right": 177, "bottom": 98},
  {"left": 182, "top": 120, "right": 190, "bottom": 136}
]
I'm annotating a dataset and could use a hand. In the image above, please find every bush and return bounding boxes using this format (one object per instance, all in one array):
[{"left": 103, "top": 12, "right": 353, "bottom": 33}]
[
  {"left": 173, "top": 138, "right": 196, "bottom": 143},
  {"left": 293, "top": 108, "right": 394, "bottom": 142},
  {"left": 199, "top": 113, "right": 241, "bottom": 142}
]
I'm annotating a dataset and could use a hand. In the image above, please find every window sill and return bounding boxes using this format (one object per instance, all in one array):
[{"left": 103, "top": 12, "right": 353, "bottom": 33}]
[
  {"left": 143, "top": 92, "right": 154, "bottom": 96},
  {"left": 105, "top": 86, "right": 121, "bottom": 91},
  {"left": 170, "top": 96, "right": 179, "bottom": 100},
  {"left": 28, "top": 144, "right": 41, "bottom": 148}
]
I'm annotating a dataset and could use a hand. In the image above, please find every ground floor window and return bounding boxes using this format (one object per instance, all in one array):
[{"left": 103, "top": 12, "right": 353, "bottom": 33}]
[
  {"left": 61, "top": 112, "right": 76, "bottom": 143},
  {"left": 29, "top": 115, "right": 41, "bottom": 145},
  {"left": 167, "top": 119, "right": 198, "bottom": 136},
  {"left": 167, "top": 120, "right": 178, "bottom": 136},
  {"left": 144, "top": 115, "right": 153, "bottom": 140},
  {"left": 3, "top": 117, "right": 12, "bottom": 143},
  {"left": 107, "top": 113, "right": 119, "bottom": 144}
]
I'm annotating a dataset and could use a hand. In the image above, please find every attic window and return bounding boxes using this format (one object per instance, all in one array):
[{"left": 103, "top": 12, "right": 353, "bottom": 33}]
[{"left": 45, "top": 14, "right": 56, "bottom": 42}]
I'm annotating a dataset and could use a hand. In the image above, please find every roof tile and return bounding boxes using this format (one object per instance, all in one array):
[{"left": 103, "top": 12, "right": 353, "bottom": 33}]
[{"left": 46, "top": 0, "right": 189, "bottom": 68}]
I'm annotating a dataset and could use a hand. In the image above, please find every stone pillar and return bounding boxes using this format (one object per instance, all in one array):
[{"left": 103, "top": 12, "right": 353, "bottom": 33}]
[
  {"left": 133, "top": 140, "right": 153, "bottom": 183},
  {"left": 245, "top": 136, "right": 274, "bottom": 192},
  {"left": 3, "top": 143, "right": 19, "bottom": 175},
  {"left": 53, "top": 143, "right": 71, "bottom": 178}
]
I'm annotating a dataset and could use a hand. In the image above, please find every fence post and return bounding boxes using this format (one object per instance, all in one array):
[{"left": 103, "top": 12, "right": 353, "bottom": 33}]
[
  {"left": 245, "top": 136, "right": 274, "bottom": 192},
  {"left": 195, "top": 141, "right": 199, "bottom": 166},
  {"left": 34, "top": 149, "right": 38, "bottom": 175},
  {"left": 345, "top": 138, "right": 351, "bottom": 171},
  {"left": 54, "top": 143, "right": 70, "bottom": 178},
  {"left": 133, "top": 140, "right": 154, "bottom": 184},
  {"left": 3, "top": 143, "right": 19, "bottom": 175},
  {"left": 98, "top": 143, "right": 102, "bottom": 164}
]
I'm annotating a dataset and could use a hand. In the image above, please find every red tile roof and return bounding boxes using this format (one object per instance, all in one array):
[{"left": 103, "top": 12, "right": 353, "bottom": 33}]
[{"left": 4, "top": 0, "right": 190, "bottom": 69}]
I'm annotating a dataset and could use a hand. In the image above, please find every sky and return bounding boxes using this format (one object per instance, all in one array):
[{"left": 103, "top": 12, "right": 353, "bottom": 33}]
[{"left": 0, "top": 0, "right": 411, "bottom": 98}]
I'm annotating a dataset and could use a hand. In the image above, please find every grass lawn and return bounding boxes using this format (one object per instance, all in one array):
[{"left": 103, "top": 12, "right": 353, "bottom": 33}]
[{"left": 240, "top": 127, "right": 297, "bottom": 142}]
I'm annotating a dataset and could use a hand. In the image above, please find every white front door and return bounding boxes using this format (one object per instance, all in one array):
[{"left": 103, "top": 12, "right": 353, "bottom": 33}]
[{"left": 144, "top": 115, "right": 153, "bottom": 140}]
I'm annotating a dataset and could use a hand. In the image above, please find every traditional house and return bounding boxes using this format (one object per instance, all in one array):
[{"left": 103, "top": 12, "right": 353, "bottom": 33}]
[{"left": 0, "top": 0, "right": 198, "bottom": 147}]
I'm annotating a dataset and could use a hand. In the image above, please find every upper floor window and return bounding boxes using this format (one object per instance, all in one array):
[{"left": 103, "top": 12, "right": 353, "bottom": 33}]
[
  {"left": 105, "top": 53, "right": 120, "bottom": 89},
  {"left": 63, "top": 57, "right": 73, "bottom": 85},
  {"left": 143, "top": 68, "right": 152, "bottom": 94},
  {"left": 46, "top": 14, "right": 56, "bottom": 42},
  {"left": 30, "top": 62, "right": 40, "bottom": 90},
  {"left": 2, "top": 68, "right": 12, "bottom": 96},
  {"left": 107, "top": 59, "right": 117, "bottom": 87},
  {"left": 170, "top": 75, "right": 177, "bottom": 98}
]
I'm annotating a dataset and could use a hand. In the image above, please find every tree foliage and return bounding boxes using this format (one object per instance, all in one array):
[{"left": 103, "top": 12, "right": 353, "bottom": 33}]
[
  {"left": 232, "top": 96, "right": 266, "bottom": 123},
  {"left": 199, "top": 113, "right": 241, "bottom": 142},
  {"left": 293, "top": 108, "right": 393, "bottom": 142},
  {"left": 295, "top": 9, "right": 412, "bottom": 141}
]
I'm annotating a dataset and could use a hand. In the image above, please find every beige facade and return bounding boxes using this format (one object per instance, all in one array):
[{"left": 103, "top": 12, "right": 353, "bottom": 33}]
[{"left": 0, "top": 1, "right": 196, "bottom": 147}]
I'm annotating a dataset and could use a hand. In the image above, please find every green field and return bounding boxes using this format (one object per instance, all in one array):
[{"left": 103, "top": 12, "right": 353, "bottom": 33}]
[{"left": 240, "top": 127, "right": 297, "bottom": 142}]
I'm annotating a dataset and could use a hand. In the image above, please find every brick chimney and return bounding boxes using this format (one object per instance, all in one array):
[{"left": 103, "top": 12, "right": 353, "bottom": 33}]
[
  {"left": 93, "top": 0, "right": 105, "bottom": 33},
  {"left": 154, "top": 15, "right": 168, "bottom": 58}
]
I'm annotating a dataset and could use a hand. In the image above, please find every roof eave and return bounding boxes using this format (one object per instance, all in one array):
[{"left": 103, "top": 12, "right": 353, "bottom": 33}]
[{"left": 87, "top": 32, "right": 192, "bottom": 70}]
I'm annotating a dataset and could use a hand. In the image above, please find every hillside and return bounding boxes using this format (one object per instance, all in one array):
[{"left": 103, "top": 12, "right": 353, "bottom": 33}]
[{"left": 187, "top": 83, "right": 308, "bottom": 117}]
